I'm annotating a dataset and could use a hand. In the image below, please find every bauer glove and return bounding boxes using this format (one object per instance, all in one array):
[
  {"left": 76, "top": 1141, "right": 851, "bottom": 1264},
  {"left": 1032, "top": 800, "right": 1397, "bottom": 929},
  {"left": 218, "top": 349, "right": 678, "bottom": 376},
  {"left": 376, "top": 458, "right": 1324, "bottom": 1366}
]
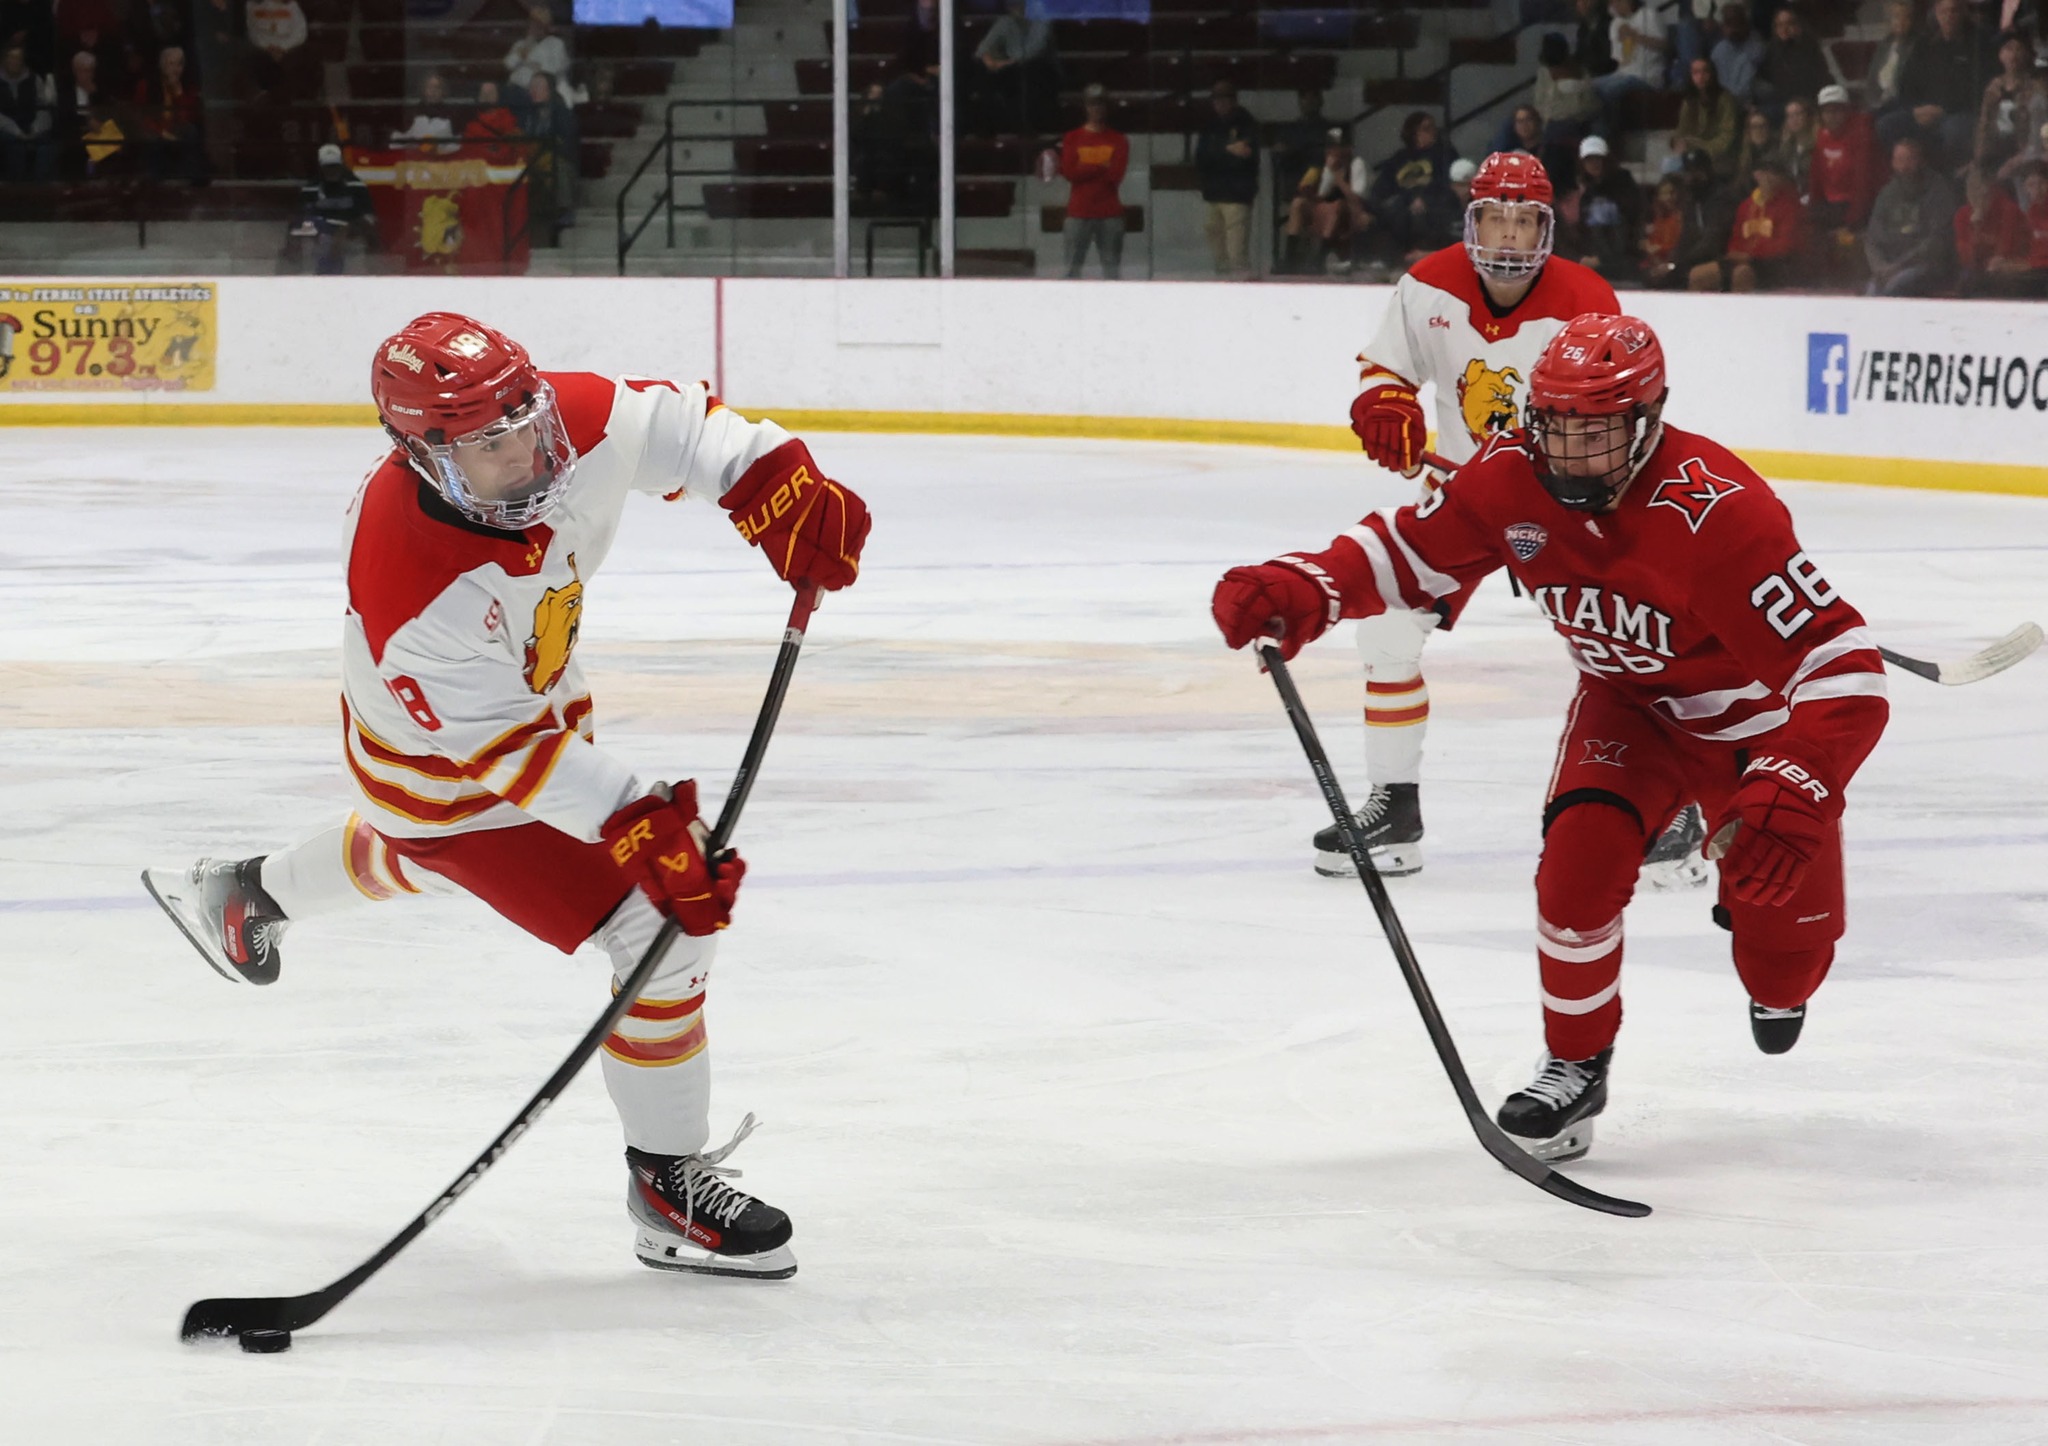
[
  {"left": 1211, "top": 557, "right": 1343, "bottom": 661},
  {"left": 1350, "top": 382, "right": 1426, "bottom": 477},
  {"left": 602, "top": 782, "right": 746, "bottom": 936},
  {"left": 721, "top": 439, "right": 871, "bottom": 592},
  {"left": 1711, "top": 758, "right": 1834, "bottom": 908}
]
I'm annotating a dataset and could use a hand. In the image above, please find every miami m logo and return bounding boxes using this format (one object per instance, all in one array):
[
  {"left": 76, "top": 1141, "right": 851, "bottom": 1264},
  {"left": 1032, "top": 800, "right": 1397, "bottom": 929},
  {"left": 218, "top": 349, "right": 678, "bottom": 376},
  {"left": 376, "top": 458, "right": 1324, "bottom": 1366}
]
[
  {"left": 1648, "top": 458, "right": 1744, "bottom": 534},
  {"left": 1580, "top": 739, "right": 1628, "bottom": 767}
]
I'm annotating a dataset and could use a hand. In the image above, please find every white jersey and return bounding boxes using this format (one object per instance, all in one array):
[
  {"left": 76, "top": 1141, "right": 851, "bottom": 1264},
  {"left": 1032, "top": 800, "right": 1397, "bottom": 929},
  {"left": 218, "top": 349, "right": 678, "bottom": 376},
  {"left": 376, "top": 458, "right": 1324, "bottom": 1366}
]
[
  {"left": 1357, "top": 246, "right": 1620, "bottom": 468},
  {"left": 339, "top": 372, "right": 791, "bottom": 842}
]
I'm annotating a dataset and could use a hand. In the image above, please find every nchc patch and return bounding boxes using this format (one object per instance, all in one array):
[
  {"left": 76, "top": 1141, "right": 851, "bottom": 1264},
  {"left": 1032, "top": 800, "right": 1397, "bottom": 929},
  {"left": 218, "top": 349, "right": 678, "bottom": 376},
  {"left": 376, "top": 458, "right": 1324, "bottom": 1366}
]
[{"left": 1505, "top": 522, "right": 1548, "bottom": 562}]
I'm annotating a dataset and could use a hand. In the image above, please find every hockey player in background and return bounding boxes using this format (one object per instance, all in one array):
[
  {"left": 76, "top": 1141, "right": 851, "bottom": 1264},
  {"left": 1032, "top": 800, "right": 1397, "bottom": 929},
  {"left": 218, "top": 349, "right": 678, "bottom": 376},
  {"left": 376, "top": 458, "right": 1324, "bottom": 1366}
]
[
  {"left": 1214, "top": 313, "right": 1886, "bottom": 1161},
  {"left": 143, "top": 313, "right": 870, "bottom": 1279},
  {"left": 1332, "top": 151, "right": 1707, "bottom": 890}
]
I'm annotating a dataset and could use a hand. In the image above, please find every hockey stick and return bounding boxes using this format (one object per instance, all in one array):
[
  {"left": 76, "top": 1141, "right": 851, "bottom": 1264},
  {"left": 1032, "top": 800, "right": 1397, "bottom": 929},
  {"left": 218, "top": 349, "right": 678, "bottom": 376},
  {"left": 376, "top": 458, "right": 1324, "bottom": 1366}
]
[
  {"left": 1424, "top": 449, "right": 2041, "bottom": 689},
  {"left": 180, "top": 585, "right": 824, "bottom": 1348},
  {"left": 1876, "top": 624, "right": 2043, "bottom": 686},
  {"left": 1254, "top": 635, "right": 1651, "bottom": 1218}
]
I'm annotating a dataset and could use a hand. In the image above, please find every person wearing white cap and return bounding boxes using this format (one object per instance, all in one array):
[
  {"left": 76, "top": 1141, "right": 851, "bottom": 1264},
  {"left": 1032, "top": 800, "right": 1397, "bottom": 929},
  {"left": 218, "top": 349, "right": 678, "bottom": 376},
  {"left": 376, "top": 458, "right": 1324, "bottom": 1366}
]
[
  {"left": 298, "top": 142, "right": 375, "bottom": 273},
  {"left": 1810, "top": 84, "right": 1878, "bottom": 241},
  {"left": 1560, "top": 132, "right": 1643, "bottom": 281}
]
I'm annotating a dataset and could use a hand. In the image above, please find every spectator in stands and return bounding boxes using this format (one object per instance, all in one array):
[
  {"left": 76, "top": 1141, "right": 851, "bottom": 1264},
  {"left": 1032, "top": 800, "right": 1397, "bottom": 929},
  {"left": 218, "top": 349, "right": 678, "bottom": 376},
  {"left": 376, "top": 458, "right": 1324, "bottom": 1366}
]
[
  {"left": 1284, "top": 126, "right": 1370, "bottom": 275},
  {"left": 1752, "top": 6, "right": 1829, "bottom": 120},
  {"left": 516, "top": 69, "right": 577, "bottom": 234},
  {"left": 1778, "top": 94, "right": 1816, "bottom": 195},
  {"left": 133, "top": 42, "right": 203, "bottom": 181},
  {"left": 1689, "top": 152, "right": 1802, "bottom": 289},
  {"left": 1978, "top": 160, "right": 2048, "bottom": 295},
  {"left": 1594, "top": 0, "right": 1670, "bottom": 110},
  {"left": 0, "top": 40, "right": 54, "bottom": 179},
  {"left": 1954, "top": 161, "right": 2027, "bottom": 290},
  {"left": 1194, "top": 79, "right": 1259, "bottom": 277},
  {"left": 971, "top": 0, "right": 1056, "bottom": 136},
  {"left": 1368, "top": 109, "right": 1457, "bottom": 260},
  {"left": 1710, "top": 2, "right": 1765, "bottom": 104},
  {"left": 1561, "top": 132, "right": 1642, "bottom": 277},
  {"left": 1644, "top": 145, "right": 1735, "bottom": 285},
  {"left": 1728, "top": 106, "right": 1777, "bottom": 192},
  {"left": 1866, "top": 135, "right": 1958, "bottom": 294},
  {"left": 1977, "top": 30, "right": 2048, "bottom": 177},
  {"left": 506, "top": 5, "right": 571, "bottom": 95},
  {"left": 55, "top": 47, "right": 123, "bottom": 176},
  {"left": 394, "top": 71, "right": 457, "bottom": 147},
  {"left": 55, "top": 0, "right": 131, "bottom": 96},
  {"left": 1642, "top": 173, "right": 1685, "bottom": 273},
  {"left": 1493, "top": 103, "right": 1544, "bottom": 161},
  {"left": 1533, "top": 30, "right": 1600, "bottom": 180},
  {"left": 1883, "top": 0, "right": 1994, "bottom": 169},
  {"left": 244, "top": 0, "right": 311, "bottom": 103},
  {"left": 1272, "top": 88, "right": 1327, "bottom": 202},
  {"left": 1866, "top": 1, "right": 1916, "bottom": 115},
  {"left": 469, "top": 80, "right": 518, "bottom": 140},
  {"left": 1573, "top": 0, "right": 1614, "bottom": 79},
  {"left": 1059, "top": 83, "right": 1127, "bottom": 280},
  {"left": 1672, "top": 56, "right": 1742, "bottom": 177},
  {"left": 294, "top": 140, "right": 375, "bottom": 272},
  {"left": 1811, "top": 83, "right": 1877, "bottom": 231},
  {"left": 1426, "top": 156, "right": 1479, "bottom": 250}
]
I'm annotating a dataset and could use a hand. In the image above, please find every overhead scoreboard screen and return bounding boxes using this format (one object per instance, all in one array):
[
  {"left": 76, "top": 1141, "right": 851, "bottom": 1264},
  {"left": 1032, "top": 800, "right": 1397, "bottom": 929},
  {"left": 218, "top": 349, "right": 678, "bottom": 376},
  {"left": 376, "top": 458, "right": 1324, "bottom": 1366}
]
[{"left": 572, "top": 0, "right": 733, "bottom": 27}]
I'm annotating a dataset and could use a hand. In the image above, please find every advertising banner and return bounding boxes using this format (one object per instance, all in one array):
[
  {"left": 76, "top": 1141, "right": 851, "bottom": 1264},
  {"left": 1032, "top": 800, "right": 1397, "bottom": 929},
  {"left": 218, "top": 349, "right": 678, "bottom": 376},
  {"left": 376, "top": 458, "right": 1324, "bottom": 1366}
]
[
  {"left": 0, "top": 282, "right": 216, "bottom": 393},
  {"left": 350, "top": 149, "right": 532, "bottom": 275}
]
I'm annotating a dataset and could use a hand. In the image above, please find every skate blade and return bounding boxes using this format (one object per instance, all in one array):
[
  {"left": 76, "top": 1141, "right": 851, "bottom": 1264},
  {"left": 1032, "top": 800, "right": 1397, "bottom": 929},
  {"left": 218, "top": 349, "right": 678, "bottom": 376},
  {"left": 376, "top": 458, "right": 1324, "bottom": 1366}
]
[
  {"left": 1506, "top": 1118, "right": 1595, "bottom": 1164},
  {"left": 140, "top": 868, "right": 262, "bottom": 986},
  {"left": 1637, "top": 854, "right": 1710, "bottom": 891},
  {"left": 1314, "top": 842, "right": 1423, "bottom": 879},
  {"left": 633, "top": 1230, "right": 797, "bottom": 1280}
]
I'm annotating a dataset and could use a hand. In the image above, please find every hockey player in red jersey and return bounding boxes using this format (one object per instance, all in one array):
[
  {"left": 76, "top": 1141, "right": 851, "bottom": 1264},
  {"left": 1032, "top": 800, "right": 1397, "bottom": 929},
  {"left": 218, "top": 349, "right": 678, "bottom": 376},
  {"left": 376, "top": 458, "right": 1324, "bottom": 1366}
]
[
  {"left": 1215, "top": 313, "right": 1887, "bottom": 1161},
  {"left": 1333, "top": 153, "right": 1700, "bottom": 891},
  {"left": 143, "top": 313, "right": 871, "bottom": 1279}
]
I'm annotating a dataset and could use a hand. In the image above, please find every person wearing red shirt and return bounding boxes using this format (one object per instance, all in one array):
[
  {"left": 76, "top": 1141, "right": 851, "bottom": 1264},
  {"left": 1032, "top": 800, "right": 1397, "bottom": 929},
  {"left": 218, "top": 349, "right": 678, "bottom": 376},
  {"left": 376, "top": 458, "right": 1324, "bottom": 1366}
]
[
  {"left": 1980, "top": 161, "right": 2048, "bottom": 296},
  {"left": 132, "top": 43, "right": 203, "bottom": 182},
  {"left": 1954, "top": 163, "right": 2027, "bottom": 290},
  {"left": 1689, "top": 155, "right": 1802, "bottom": 291},
  {"left": 1058, "top": 83, "right": 1129, "bottom": 279},
  {"left": 1212, "top": 313, "right": 1887, "bottom": 1162},
  {"left": 1810, "top": 84, "right": 1878, "bottom": 235}
]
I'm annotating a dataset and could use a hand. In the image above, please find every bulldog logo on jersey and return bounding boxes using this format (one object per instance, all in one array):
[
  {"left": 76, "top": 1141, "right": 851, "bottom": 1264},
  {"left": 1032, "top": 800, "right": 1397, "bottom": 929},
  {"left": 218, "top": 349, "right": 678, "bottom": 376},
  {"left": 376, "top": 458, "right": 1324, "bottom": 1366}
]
[
  {"left": 524, "top": 553, "right": 584, "bottom": 694},
  {"left": 1456, "top": 359, "right": 1523, "bottom": 444},
  {"left": 1505, "top": 522, "right": 1548, "bottom": 561}
]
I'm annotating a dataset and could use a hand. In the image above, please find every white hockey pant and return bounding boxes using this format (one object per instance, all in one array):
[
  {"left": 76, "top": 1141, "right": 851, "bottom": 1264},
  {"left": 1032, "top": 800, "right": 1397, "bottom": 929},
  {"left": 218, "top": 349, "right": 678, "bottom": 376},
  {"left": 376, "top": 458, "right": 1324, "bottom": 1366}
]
[{"left": 1355, "top": 608, "right": 1439, "bottom": 787}]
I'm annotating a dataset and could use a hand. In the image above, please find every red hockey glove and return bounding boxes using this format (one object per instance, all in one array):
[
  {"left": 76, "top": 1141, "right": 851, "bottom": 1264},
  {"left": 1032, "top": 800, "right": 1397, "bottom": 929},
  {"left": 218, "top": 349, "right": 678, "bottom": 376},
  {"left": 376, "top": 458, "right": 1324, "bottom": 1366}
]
[
  {"left": 1711, "top": 757, "right": 1834, "bottom": 908},
  {"left": 720, "top": 439, "right": 871, "bottom": 592},
  {"left": 1350, "top": 382, "right": 1426, "bottom": 476},
  {"left": 602, "top": 782, "right": 746, "bottom": 936},
  {"left": 1211, "top": 557, "right": 1342, "bottom": 660}
]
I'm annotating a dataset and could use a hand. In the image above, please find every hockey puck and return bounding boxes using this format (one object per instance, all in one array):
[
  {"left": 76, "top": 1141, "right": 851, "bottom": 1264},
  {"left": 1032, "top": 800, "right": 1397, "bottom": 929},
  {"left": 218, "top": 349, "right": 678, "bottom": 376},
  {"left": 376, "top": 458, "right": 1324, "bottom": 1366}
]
[{"left": 239, "top": 1329, "right": 292, "bottom": 1354}]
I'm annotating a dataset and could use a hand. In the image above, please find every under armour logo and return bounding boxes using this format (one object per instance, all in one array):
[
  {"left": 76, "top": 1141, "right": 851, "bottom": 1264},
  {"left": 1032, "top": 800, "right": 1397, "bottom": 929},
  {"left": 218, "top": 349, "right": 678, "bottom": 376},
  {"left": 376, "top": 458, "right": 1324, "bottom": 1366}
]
[
  {"left": 1581, "top": 740, "right": 1628, "bottom": 767},
  {"left": 525, "top": 544, "right": 544, "bottom": 567}
]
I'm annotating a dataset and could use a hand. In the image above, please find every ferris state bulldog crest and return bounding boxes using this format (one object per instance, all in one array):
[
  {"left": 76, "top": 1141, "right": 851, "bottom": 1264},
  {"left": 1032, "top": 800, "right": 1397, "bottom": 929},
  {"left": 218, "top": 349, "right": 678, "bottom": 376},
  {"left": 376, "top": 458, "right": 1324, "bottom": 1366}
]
[{"left": 0, "top": 283, "right": 216, "bottom": 392}]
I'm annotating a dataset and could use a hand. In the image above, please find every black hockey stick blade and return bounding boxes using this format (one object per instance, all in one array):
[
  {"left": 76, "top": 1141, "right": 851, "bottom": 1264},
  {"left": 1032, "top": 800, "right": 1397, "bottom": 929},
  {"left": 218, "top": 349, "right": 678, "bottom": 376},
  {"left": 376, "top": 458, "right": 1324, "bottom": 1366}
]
[
  {"left": 180, "top": 586, "right": 823, "bottom": 1345},
  {"left": 1254, "top": 638, "right": 1650, "bottom": 1219},
  {"left": 1878, "top": 623, "right": 2042, "bottom": 686}
]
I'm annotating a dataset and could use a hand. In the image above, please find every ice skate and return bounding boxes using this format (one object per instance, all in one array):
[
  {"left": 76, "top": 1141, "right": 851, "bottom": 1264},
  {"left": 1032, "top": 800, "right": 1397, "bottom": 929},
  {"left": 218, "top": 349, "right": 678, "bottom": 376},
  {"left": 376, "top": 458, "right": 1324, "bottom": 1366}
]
[
  {"left": 141, "top": 857, "right": 289, "bottom": 987},
  {"left": 1313, "top": 782, "right": 1424, "bottom": 878},
  {"left": 1638, "top": 803, "right": 1709, "bottom": 890},
  {"left": 1496, "top": 1048, "right": 1611, "bottom": 1162},
  {"left": 627, "top": 1115, "right": 796, "bottom": 1279},
  {"left": 1749, "top": 1001, "right": 1805, "bottom": 1055}
]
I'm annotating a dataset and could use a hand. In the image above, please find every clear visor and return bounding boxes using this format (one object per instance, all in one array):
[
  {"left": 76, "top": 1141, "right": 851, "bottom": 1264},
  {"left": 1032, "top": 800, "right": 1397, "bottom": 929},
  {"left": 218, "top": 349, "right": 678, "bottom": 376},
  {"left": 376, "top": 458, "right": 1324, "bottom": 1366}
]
[
  {"left": 417, "top": 383, "right": 579, "bottom": 530},
  {"left": 1528, "top": 406, "right": 1652, "bottom": 510},
  {"left": 1463, "top": 198, "right": 1555, "bottom": 280}
]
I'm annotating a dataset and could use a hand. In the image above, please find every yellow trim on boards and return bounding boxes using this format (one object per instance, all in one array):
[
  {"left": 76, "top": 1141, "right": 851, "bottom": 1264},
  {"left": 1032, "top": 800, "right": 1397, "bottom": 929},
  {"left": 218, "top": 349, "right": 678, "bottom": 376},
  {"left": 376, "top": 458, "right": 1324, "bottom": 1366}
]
[{"left": 4, "top": 402, "right": 2045, "bottom": 497}]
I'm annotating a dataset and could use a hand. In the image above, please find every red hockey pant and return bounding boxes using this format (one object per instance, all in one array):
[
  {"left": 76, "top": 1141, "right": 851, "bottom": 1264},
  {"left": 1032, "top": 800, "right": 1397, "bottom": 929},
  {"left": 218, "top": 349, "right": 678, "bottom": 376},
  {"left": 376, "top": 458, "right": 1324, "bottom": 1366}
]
[
  {"left": 1536, "top": 683, "right": 1845, "bottom": 1061},
  {"left": 382, "top": 820, "right": 634, "bottom": 954}
]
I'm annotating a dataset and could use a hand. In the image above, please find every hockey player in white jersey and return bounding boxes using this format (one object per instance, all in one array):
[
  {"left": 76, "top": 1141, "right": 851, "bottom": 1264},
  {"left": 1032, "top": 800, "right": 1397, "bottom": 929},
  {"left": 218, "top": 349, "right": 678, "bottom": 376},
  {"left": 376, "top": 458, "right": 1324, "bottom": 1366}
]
[
  {"left": 1327, "top": 150, "right": 1706, "bottom": 888},
  {"left": 143, "top": 312, "right": 871, "bottom": 1280}
]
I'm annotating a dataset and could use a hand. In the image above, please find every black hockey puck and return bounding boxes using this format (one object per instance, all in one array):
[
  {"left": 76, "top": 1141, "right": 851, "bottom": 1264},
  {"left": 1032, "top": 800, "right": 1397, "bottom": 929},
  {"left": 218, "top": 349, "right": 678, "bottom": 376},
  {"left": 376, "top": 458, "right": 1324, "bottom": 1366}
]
[{"left": 239, "top": 1329, "right": 292, "bottom": 1354}]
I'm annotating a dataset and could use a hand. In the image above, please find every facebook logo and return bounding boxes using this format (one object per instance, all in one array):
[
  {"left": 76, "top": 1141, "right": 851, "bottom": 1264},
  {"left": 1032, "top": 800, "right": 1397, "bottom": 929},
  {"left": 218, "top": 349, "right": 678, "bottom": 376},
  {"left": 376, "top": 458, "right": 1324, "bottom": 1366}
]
[{"left": 1807, "top": 332, "right": 1850, "bottom": 414}]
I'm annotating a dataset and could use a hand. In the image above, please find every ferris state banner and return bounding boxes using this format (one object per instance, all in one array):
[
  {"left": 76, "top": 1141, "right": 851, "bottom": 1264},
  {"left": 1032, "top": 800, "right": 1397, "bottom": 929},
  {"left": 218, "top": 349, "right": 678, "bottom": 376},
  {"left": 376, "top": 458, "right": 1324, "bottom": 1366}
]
[
  {"left": 0, "top": 283, "right": 216, "bottom": 393},
  {"left": 351, "top": 148, "right": 532, "bottom": 275}
]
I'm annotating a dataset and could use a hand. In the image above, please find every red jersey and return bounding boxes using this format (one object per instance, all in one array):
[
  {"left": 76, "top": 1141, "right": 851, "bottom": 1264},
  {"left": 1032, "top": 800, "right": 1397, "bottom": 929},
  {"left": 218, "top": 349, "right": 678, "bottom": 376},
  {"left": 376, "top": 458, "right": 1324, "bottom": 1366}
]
[
  {"left": 1059, "top": 125, "right": 1129, "bottom": 221},
  {"left": 1729, "top": 187, "right": 1802, "bottom": 260},
  {"left": 2024, "top": 193, "right": 2048, "bottom": 268},
  {"left": 1954, "top": 185, "right": 2026, "bottom": 269},
  {"left": 1284, "top": 425, "right": 1888, "bottom": 791},
  {"left": 1810, "top": 112, "right": 1877, "bottom": 228}
]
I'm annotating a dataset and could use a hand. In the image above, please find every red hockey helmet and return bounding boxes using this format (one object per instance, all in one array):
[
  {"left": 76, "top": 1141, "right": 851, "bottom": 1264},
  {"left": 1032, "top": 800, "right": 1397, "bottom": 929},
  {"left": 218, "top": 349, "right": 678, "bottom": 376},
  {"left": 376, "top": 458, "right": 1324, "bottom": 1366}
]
[
  {"left": 370, "top": 312, "right": 579, "bottom": 530},
  {"left": 1525, "top": 313, "right": 1668, "bottom": 512},
  {"left": 1463, "top": 151, "right": 1555, "bottom": 281}
]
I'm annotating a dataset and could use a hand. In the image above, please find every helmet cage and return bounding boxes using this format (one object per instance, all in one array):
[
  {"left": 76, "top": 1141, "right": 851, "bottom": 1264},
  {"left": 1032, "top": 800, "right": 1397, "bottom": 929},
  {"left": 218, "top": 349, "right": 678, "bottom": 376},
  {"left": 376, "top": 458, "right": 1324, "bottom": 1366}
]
[
  {"left": 394, "top": 380, "right": 579, "bottom": 530},
  {"left": 1463, "top": 197, "right": 1554, "bottom": 280},
  {"left": 1527, "top": 398, "right": 1664, "bottom": 512}
]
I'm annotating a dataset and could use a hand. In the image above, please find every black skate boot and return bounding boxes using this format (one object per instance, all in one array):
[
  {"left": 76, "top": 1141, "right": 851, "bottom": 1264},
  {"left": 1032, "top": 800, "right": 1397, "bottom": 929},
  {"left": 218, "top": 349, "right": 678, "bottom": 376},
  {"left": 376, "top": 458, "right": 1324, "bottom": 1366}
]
[
  {"left": 1313, "top": 782, "right": 1423, "bottom": 878},
  {"left": 140, "top": 857, "right": 289, "bottom": 986},
  {"left": 1496, "top": 1048, "right": 1611, "bottom": 1162},
  {"left": 627, "top": 1115, "right": 796, "bottom": 1279},
  {"left": 1639, "top": 802, "right": 1709, "bottom": 890},
  {"left": 1749, "top": 1001, "right": 1806, "bottom": 1055}
]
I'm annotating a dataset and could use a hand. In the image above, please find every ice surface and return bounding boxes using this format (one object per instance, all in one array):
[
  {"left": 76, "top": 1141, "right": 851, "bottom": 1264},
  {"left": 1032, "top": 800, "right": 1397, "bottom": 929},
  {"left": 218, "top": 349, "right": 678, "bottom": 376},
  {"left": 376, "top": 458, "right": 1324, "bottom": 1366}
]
[{"left": 2, "top": 427, "right": 2046, "bottom": 1445}]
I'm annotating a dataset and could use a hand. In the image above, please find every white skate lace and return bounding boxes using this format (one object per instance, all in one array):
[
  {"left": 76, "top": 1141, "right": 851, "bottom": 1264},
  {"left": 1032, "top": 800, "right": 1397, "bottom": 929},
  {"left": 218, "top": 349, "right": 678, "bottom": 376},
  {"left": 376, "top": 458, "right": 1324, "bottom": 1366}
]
[
  {"left": 1752, "top": 1005, "right": 1803, "bottom": 1020},
  {"left": 1354, "top": 787, "right": 1391, "bottom": 827},
  {"left": 667, "top": 1113, "right": 761, "bottom": 1230},
  {"left": 1521, "top": 1056, "right": 1594, "bottom": 1110}
]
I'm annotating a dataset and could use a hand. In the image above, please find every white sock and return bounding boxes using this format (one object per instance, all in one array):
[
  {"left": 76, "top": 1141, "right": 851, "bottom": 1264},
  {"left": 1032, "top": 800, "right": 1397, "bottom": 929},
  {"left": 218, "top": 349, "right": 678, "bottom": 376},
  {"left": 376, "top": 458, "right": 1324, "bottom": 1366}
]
[
  {"left": 595, "top": 891, "right": 714, "bottom": 1158},
  {"left": 1356, "top": 610, "right": 1438, "bottom": 787},
  {"left": 258, "top": 814, "right": 431, "bottom": 920}
]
